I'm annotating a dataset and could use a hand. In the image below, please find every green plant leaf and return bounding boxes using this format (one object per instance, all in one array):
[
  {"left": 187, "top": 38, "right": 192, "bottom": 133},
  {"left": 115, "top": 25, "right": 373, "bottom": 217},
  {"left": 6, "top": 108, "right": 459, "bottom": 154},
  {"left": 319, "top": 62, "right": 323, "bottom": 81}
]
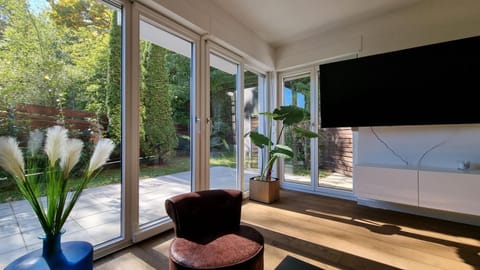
[
  {"left": 259, "top": 112, "right": 279, "bottom": 119},
  {"left": 271, "top": 144, "right": 294, "bottom": 159},
  {"left": 293, "top": 127, "right": 319, "bottom": 138},
  {"left": 249, "top": 131, "right": 271, "bottom": 148},
  {"left": 273, "top": 105, "right": 305, "bottom": 125}
]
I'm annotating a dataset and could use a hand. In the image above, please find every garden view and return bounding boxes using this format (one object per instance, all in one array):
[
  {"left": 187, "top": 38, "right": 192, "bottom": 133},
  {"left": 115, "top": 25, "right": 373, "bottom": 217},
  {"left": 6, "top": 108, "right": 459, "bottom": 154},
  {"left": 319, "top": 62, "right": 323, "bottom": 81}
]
[{"left": 0, "top": 0, "right": 257, "bottom": 203}]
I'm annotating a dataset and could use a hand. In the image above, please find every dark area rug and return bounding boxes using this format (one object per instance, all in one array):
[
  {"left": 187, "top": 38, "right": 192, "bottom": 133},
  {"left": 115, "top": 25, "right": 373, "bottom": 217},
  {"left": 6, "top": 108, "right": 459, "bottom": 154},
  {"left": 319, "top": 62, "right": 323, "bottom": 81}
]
[{"left": 275, "top": 255, "right": 323, "bottom": 270}]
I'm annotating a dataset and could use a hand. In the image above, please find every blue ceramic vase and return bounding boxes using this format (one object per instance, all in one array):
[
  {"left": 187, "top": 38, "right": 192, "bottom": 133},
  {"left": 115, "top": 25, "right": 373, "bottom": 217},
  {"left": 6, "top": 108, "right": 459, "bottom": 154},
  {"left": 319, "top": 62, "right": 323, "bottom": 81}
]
[{"left": 5, "top": 232, "right": 93, "bottom": 270}]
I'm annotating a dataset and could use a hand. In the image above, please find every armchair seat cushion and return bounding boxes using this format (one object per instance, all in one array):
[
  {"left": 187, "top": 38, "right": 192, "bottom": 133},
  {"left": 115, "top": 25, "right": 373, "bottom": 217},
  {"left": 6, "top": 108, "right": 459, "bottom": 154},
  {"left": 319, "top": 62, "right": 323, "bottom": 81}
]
[{"left": 170, "top": 225, "right": 263, "bottom": 269}]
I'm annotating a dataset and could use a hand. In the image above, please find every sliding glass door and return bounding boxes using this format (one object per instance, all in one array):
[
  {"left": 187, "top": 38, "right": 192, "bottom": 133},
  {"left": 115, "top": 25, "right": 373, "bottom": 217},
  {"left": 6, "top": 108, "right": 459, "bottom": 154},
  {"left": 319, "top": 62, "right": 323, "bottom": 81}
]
[
  {"left": 280, "top": 68, "right": 354, "bottom": 194},
  {"left": 243, "top": 69, "right": 266, "bottom": 191},
  {"left": 0, "top": 1, "right": 123, "bottom": 265},
  {"left": 206, "top": 45, "right": 268, "bottom": 192},
  {"left": 208, "top": 51, "right": 239, "bottom": 190},
  {"left": 137, "top": 19, "right": 194, "bottom": 227},
  {"left": 282, "top": 74, "right": 313, "bottom": 185}
]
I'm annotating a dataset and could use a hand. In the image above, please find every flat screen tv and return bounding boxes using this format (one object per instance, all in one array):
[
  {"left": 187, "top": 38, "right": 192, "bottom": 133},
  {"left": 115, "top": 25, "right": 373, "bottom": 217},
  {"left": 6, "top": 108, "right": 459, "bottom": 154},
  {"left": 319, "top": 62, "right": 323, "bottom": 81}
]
[{"left": 319, "top": 35, "right": 480, "bottom": 128}]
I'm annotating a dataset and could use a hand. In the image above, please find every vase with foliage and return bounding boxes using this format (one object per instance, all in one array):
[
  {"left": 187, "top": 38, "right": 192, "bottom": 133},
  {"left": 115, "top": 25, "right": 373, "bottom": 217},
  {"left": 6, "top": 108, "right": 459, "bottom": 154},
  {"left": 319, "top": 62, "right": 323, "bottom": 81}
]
[
  {"left": 249, "top": 105, "right": 318, "bottom": 203},
  {"left": 0, "top": 125, "right": 115, "bottom": 269}
]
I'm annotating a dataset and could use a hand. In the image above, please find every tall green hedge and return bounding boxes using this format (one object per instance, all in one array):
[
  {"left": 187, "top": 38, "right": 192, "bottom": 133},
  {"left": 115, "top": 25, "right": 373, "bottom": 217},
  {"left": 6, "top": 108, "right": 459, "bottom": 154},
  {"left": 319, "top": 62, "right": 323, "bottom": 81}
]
[
  {"left": 140, "top": 42, "right": 178, "bottom": 162},
  {"left": 106, "top": 11, "right": 121, "bottom": 144}
]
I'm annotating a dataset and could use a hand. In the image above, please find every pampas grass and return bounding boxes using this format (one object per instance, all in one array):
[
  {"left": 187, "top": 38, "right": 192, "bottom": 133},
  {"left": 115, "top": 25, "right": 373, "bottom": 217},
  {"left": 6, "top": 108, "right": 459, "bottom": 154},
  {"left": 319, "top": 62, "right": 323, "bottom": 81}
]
[{"left": 0, "top": 125, "right": 114, "bottom": 237}]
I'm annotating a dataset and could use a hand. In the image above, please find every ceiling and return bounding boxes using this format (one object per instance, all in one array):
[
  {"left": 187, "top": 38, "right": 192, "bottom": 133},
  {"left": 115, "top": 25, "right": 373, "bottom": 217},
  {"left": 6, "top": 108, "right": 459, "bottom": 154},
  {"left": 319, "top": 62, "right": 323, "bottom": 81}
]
[{"left": 211, "top": 0, "right": 424, "bottom": 48}]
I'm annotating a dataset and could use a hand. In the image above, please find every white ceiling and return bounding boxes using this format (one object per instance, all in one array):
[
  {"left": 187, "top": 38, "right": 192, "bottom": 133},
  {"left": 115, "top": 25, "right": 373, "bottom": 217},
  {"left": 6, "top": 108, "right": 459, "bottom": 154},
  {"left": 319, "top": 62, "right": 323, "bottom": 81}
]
[{"left": 212, "top": 0, "right": 424, "bottom": 48}]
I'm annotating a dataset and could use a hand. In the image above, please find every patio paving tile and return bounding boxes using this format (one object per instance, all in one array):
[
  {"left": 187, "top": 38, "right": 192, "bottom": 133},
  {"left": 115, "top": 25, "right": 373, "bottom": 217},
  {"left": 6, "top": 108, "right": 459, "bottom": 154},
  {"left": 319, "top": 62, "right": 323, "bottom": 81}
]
[
  {"left": 0, "top": 247, "right": 28, "bottom": 269},
  {"left": 0, "top": 215, "right": 20, "bottom": 238},
  {"left": 0, "top": 204, "right": 12, "bottom": 218},
  {"left": 16, "top": 217, "right": 42, "bottom": 233},
  {"left": 74, "top": 210, "right": 121, "bottom": 229},
  {"left": 63, "top": 220, "right": 86, "bottom": 234},
  {"left": 20, "top": 228, "right": 46, "bottom": 244},
  {"left": 85, "top": 223, "right": 121, "bottom": 244},
  {"left": 70, "top": 203, "right": 114, "bottom": 219},
  {"left": 0, "top": 202, "right": 10, "bottom": 210},
  {"left": 0, "top": 234, "right": 25, "bottom": 254}
]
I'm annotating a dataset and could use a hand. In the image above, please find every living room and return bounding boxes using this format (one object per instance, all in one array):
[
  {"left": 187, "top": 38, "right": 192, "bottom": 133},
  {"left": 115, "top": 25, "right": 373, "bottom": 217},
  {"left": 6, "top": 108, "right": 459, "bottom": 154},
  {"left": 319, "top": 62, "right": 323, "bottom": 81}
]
[{"left": 1, "top": 0, "right": 480, "bottom": 269}]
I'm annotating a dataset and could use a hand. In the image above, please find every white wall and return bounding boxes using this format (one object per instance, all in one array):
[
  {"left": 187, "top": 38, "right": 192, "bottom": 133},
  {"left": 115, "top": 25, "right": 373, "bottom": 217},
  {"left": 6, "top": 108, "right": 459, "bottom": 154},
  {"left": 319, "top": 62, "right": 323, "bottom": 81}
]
[
  {"left": 276, "top": 0, "right": 480, "bottom": 173},
  {"left": 142, "top": 0, "right": 275, "bottom": 71},
  {"left": 276, "top": 0, "right": 480, "bottom": 69}
]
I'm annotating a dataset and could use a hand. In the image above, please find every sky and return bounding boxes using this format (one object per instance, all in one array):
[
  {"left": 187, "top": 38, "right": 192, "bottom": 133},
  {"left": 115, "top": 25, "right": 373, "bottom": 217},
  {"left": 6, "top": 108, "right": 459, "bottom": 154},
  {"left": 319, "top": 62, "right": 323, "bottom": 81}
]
[{"left": 28, "top": 0, "right": 51, "bottom": 14}]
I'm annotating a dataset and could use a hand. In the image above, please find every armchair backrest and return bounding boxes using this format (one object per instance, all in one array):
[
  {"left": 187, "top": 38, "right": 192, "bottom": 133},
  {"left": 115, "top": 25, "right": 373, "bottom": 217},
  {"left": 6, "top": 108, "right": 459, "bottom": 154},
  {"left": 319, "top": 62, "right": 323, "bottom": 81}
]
[{"left": 165, "top": 189, "right": 243, "bottom": 241}]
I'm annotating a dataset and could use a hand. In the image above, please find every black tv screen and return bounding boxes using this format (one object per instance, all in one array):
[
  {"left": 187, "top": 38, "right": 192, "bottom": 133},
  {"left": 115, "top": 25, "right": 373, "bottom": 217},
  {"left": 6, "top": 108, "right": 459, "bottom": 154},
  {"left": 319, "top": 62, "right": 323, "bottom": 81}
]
[{"left": 319, "top": 35, "right": 480, "bottom": 128}]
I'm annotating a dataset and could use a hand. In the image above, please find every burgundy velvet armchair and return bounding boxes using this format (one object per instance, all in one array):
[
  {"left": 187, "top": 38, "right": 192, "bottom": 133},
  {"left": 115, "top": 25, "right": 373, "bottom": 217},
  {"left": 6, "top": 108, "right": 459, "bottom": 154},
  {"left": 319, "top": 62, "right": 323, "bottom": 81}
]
[{"left": 165, "top": 189, "right": 264, "bottom": 270}]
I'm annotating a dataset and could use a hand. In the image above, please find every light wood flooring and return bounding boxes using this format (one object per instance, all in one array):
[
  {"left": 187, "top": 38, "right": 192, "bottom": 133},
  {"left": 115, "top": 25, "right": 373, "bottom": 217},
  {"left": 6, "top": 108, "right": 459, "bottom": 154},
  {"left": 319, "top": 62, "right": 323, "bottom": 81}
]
[{"left": 94, "top": 189, "right": 480, "bottom": 270}]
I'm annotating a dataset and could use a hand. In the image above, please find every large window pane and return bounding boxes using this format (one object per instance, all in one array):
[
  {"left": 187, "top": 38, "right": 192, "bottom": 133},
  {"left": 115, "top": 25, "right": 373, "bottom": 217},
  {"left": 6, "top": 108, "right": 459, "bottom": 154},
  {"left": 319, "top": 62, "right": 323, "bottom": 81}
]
[
  {"left": 243, "top": 69, "right": 265, "bottom": 191},
  {"left": 0, "top": 0, "right": 122, "bottom": 267},
  {"left": 138, "top": 20, "right": 191, "bottom": 226},
  {"left": 318, "top": 71, "right": 353, "bottom": 190},
  {"left": 209, "top": 53, "right": 238, "bottom": 190},
  {"left": 283, "top": 76, "right": 312, "bottom": 184}
]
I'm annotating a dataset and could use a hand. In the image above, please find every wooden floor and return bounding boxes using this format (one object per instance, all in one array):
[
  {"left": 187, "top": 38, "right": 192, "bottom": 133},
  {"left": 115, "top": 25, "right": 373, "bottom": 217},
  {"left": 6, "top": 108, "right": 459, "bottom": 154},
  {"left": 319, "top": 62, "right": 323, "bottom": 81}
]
[{"left": 94, "top": 189, "right": 480, "bottom": 270}]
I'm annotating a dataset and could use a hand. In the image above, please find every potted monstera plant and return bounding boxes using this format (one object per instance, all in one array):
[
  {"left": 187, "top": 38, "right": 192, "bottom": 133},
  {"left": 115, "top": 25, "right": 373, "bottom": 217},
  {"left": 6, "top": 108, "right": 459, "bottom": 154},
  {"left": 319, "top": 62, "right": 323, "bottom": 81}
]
[{"left": 249, "top": 105, "right": 318, "bottom": 203}]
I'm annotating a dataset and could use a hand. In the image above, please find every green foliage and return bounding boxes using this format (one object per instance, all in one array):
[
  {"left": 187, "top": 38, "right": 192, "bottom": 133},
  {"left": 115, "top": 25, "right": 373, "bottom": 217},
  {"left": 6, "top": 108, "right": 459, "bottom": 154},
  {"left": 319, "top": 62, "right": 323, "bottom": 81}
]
[
  {"left": 48, "top": 0, "right": 111, "bottom": 31},
  {"left": 140, "top": 42, "right": 178, "bottom": 162},
  {"left": 0, "top": 1, "right": 8, "bottom": 39},
  {"left": 209, "top": 151, "right": 236, "bottom": 168},
  {"left": 106, "top": 10, "right": 121, "bottom": 143},
  {"left": 166, "top": 52, "right": 191, "bottom": 126},
  {"left": 249, "top": 105, "right": 318, "bottom": 181},
  {"left": 0, "top": 0, "right": 112, "bottom": 129},
  {"left": 209, "top": 67, "right": 236, "bottom": 151},
  {"left": 0, "top": 0, "right": 64, "bottom": 107},
  {"left": 283, "top": 77, "right": 313, "bottom": 165}
]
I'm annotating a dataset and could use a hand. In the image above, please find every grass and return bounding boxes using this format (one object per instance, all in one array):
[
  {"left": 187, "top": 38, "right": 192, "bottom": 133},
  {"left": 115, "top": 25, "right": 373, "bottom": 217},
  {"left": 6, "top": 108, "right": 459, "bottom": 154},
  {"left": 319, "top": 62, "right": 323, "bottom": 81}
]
[
  {"left": 139, "top": 156, "right": 190, "bottom": 179},
  {"left": 210, "top": 151, "right": 236, "bottom": 168}
]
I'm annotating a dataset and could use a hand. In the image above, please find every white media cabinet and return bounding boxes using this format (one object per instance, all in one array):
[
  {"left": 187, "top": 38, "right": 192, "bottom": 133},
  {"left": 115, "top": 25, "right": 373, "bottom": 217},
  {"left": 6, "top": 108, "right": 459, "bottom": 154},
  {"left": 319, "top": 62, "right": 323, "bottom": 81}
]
[{"left": 354, "top": 164, "right": 480, "bottom": 216}]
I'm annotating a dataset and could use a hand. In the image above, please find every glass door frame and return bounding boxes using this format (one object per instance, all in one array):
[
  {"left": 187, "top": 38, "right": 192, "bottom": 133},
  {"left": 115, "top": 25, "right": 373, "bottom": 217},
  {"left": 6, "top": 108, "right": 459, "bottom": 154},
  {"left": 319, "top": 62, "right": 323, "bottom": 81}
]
[
  {"left": 129, "top": 2, "right": 201, "bottom": 243},
  {"left": 277, "top": 67, "right": 319, "bottom": 193},
  {"left": 243, "top": 67, "right": 268, "bottom": 192},
  {"left": 278, "top": 62, "right": 357, "bottom": 199},
  {"left": 203, "top": 41, "right": 245, "bottom": 191}
]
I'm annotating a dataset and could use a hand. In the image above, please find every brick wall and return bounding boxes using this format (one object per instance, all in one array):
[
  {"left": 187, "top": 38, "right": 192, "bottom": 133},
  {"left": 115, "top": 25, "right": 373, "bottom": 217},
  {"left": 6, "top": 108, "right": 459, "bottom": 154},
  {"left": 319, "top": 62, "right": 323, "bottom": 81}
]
[{"left": 319, "top": 127, "right": 353, "bottom": 177}]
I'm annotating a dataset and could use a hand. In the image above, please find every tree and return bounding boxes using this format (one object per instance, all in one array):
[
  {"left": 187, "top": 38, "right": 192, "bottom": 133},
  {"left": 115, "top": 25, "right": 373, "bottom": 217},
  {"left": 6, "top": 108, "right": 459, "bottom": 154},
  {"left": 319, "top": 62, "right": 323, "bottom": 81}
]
[
  {"left": 0, "top": 0, "right": 8, "bottom": 39},
  {"left": 47, "top": 0, "right": 111, "bottom": 31},
  {"left": 140, "top": 41, "right": 178, "bottom": 162},
  {"left": 209, "top": 67, "right": 236, "bottom": 150},
  {"left": 165, "top": 52, "right": 190, "bottom": 127},
  {"left": 47, "top": 0, "right": 112, "bottom": 112},
  {"left": 105, "top": 10, "right": 121, "bottom": 143},
  {"left": 0, "top": 0, "right": 67, "bottom": 107},
  {"left": 0, "top": 0, "right": 112, "bottom": 125}
]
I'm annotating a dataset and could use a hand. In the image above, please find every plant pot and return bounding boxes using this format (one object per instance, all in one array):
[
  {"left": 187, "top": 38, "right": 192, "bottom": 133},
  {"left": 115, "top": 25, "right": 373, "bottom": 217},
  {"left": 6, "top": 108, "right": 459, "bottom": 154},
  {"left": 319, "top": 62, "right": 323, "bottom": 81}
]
[{"left": 249, "top": 177, "right": 280, "bottom": 204}]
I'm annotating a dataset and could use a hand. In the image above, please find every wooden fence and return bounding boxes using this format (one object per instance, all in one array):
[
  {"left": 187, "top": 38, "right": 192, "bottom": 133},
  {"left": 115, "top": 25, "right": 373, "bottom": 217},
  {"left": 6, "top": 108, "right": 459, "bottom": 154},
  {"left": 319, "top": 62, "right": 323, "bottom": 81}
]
[
  {"left": 0, "top": 103, "right": 107, "bottom": 142},
  {"left": 319, "top": 127, "right": 353, "bottom": 177}
]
